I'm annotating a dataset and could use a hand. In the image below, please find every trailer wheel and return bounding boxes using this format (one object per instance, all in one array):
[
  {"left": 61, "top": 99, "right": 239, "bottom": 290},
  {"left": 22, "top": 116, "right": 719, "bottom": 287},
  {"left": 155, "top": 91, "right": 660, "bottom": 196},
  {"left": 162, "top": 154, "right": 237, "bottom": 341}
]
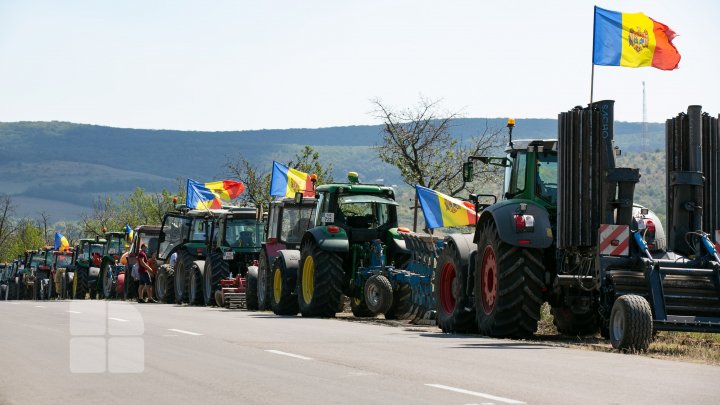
[
  {"left": 156, "top": 264, "right": 175, "bottom": 303},
  {"left": 474, "top": 220, "right": 544, "bottom": 338},
  {"left": 257, "top": 251, "right": 272, "bottom": 310},
  {"left": 609, "top": 295, "right": 652, "bottom": 351},
  {"left": 204, "top": 252, "right": 229, "bottom": 306},
  {"left": 174, "top": 251, "right": 192, "bottom": 304},
  {"left": 246, "top": 267, "right": 259, "bottom": 311},
  {"left": 188, "top": 266, "right": 204, "bottom": 306},
  {"left": 435, "top": 243, "right": 477, "bottom": 333},
  {"left": 298, "top": 242, "right": 344, "bottom": 318},
  {"left": 384, "top": 283, "right": 414, "bottom": 320},
  {"left": 272, "top": 254, "right": 299, "bottom": 316},
  {"left": 74, "top": 268, "right": 89, "bottom": 300},
  {"left": 551, "top": 306, "right": 599, "bottom": 336},
  {"left": 364, "top": 274, "right": 393, "bottom": 315}
]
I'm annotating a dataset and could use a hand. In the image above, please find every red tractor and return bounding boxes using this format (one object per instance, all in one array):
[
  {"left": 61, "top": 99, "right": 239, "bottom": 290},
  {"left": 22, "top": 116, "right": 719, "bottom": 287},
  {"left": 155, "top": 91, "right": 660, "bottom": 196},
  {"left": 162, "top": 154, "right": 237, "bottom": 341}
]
[{"left": 213, "top": 265, "right": 256, "bottom": 309}]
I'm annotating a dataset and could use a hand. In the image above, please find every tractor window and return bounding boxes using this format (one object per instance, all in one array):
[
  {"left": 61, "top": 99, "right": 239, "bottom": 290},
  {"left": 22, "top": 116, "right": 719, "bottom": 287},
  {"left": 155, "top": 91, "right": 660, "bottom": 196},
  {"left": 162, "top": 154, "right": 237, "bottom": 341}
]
[
  {"left": 536, "top": 153, "right": 558, "bottom": 204},
  {"left": 107, "top": 237, "right": 122, "bottom": 255},
  {"left": 159, "top": 215, "right": 189, "bottom": 259},
  {"left": 190, "top": 218, "right": 208, "bottom": 242},
  {"left": 225, "top": 219, "right": 263, "bottom": 248},
  {"left": 55, "top": 254, "right": 72, "bottom": 268},
  {"left": 507, "top": 151, "right": 527, "bottom": 197},
  {"left": 280, "top": 206, "right": 313, "bottom": 244},
  {"left": 338, "top": 195, "right": 395, "bottom": 229}
]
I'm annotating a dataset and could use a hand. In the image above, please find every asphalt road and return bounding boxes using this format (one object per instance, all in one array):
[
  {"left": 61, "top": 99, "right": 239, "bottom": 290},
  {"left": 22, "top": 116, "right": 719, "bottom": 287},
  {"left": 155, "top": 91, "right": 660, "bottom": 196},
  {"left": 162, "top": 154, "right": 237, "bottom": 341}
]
[{"left": 1, "top": 300, "right": 719, "bottom": 405}]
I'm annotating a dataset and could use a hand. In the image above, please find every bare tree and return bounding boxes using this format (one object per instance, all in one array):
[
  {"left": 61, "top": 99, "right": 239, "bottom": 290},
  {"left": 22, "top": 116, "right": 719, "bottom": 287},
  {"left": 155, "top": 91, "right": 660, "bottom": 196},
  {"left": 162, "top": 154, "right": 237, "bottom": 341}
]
[
  {"left": 372, "top": 96, "right": 504, "bottom": 196},
  {"left": 81, "top": 196, "right": 117, "bottom": 237},
  {"left": 37, "top": 211, "right": 51, "bottom": 246},
  {"left": 0, "top": 195, "right": 20, "bottom": 257},
  {"left": 225, "top": 156, "right": 274, "bottom": 211}
]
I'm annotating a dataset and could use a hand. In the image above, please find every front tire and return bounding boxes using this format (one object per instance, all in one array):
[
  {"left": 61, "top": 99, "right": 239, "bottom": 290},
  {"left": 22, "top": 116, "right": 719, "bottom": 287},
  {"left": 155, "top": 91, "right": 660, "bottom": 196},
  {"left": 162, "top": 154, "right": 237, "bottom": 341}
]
[
  {"left": 272, "top": 252, "right": 299, "bottom": 316},
  {"left": 474, "top": 220, "right": 545, "bottom": 338},
  {"left": 609, "top": 294, "right": 653, "bottom": 351},
  {"left": 155, "top": 264, "right": 175, "bottom": 303},
  {"left": 257, "top": 251, "right": 273, "bottom": 310},
  {"left": 73, "top": 268, "right": 89, "bottom": 300},
  {"left": 298, "top": 242, "right": 344, "bottom": 318},
  {"left": 384, "top": 283, "right": 414, "bottom": 320},
  {"left": 188, "top": 265, "right": 204, "bottom": 306},
  {"left": 174, "top": 251, "right": 192, "bottom": 304},
  {"left": 246, "top": 266, "right": 259, "bottom": 311},
  {"left": 204, "top": 252, "right": 229, "bottom": 306},
  {"left": 100, "top": 262, "right": 115, "bottom": 299}
]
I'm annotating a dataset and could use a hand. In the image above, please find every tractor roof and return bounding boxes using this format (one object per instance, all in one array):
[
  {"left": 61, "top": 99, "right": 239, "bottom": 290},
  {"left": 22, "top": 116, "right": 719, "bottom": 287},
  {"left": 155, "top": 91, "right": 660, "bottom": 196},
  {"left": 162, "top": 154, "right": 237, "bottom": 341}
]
[
  {"left": 315, "top": 183, "right": 395, "bottom": 195},
  {"left": 104, "top": 232, "right": 127, "bottom": 237},
  {"left": 505, "top": 139, "right": 558, "bottom": 152},
  {"left": 134, "top": 225, "right": 161, "bottom": 233}
]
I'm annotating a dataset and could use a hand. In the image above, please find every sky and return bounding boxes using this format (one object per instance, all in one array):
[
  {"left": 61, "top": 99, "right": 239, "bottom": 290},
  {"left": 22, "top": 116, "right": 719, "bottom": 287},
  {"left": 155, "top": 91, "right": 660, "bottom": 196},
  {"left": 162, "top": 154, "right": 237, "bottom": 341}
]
[{"left": 0, "top": 0, "right": 718, "bottom": 131}]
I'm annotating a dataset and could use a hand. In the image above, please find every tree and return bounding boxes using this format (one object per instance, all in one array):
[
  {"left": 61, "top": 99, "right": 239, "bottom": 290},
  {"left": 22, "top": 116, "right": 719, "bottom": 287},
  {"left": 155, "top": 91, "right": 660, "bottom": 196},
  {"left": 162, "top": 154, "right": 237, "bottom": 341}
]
[
  {"left": 287, "top": 145, "right": 334, "bottom": 184},
  {"left": 0, "top": 195, "right": 21, "bottom": 260},
  {"left": 372, "top": 96, "right": 504, "bottom": 195}
]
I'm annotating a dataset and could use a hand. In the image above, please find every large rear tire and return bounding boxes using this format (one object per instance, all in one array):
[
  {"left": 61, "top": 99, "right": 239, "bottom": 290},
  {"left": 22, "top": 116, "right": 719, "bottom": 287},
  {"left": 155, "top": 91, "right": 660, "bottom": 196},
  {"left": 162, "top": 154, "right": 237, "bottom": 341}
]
[
  {"left": 435, "top": 243, "right": 477, "bottom": 333},
  {"left": 100, "top": 262, "right": 115, "bottom": 299},
  {"left": 257, "top": 251, "right": 272, "bottom": 310},
  {"left": 246, "top": 266, "right": 259, "bottom": 311},
  {"left": 609, "top": 294, "right": 653, "bottom": 351},
  {"left": 204, "top": 252, "right": 229, "bottom": 306},
  {"left": 384, "top": 283, "right": 414, "bottom": 320},
  {"left": 298, "top": 242, "right": 344, "bottom": 318},
  {"left": 474, "top": 220, "right": 544, "bottom": 338},
  {"left": 188, "top": 265, "right": 204, "bottom": 306},
  {"left": 551, "top": 305, "right": 599, "bottom": 336},
  {"left": 155, "top": 264, "right": 175, "bottom": 303},
  {"left": 73, "top": 268, "right": 89, "bottom": 300},
  {"left": 272, "top": 252, "right": 299, "bottom": 316},
  {"left": 174, "top": 251, "right": 192, "bottom": 304}
]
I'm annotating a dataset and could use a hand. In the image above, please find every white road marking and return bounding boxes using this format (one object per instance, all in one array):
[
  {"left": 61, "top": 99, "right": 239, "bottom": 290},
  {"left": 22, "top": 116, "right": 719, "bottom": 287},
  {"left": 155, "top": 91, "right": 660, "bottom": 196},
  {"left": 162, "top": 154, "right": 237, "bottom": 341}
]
[
  {"left": 34, "top": 305, "right": 46, "bottom": 308},
  {"left": 425, "top": 384, "right": 525, "bottom": 404},
  {"left": 265, "top": 350, "right": 313, "bottom": 361},
  {"left": 108, "top": 317, "right": 128, "bottom": 322},
  {"left": 168, "top": 328, "right": 203, "bottom": 336},
  {"left": 67, "top": 310, "right": 82, "bottom": 314}
]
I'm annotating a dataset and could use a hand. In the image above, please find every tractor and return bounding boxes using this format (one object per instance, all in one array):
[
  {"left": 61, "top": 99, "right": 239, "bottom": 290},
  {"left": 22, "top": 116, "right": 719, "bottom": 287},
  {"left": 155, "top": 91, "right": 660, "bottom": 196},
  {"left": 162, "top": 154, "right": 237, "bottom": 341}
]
[
  {"left": 2, "top": 260, "right": 20, "bottom": 300},
  {"left": 96, "top": 231, "right": 128, "bottom": 299},
  {"left": 446, "top": 100, "right": 720, "bottom": 351},
  {"left": 70, "top": 238, "right": 106, "bottom": 299},
  {"left": 157, "top": 207, "right": 217, "bottom": 305},
  {"left": 51, "top": 249, "right": 74, "bottom": 299},
  {"left": 118, "top": 225, "right": 161, "bottom": 300},
  {"left": 204, "top": 207, "right": 264, "bottom": 308},
  {"left": 257, "top": 196, "right": 317, "bottom": 310},
  {"left": 271, "top": 172, "right": 419, "bottom": 318}
]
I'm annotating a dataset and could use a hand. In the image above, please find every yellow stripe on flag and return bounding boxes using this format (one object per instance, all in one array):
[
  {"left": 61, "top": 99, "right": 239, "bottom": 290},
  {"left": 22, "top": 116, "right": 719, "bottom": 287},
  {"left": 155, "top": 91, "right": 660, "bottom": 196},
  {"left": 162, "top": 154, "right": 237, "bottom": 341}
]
[{"left": 620, "top": 12, "right": 656, "bottom": 68}]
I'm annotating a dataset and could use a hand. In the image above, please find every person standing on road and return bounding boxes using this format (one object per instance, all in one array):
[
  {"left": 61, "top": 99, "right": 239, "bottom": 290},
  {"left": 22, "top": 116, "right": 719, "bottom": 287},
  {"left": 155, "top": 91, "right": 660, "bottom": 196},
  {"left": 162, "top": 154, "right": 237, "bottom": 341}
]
[{"left": 136, "top": 243, "right": 157, "bottom": 303}]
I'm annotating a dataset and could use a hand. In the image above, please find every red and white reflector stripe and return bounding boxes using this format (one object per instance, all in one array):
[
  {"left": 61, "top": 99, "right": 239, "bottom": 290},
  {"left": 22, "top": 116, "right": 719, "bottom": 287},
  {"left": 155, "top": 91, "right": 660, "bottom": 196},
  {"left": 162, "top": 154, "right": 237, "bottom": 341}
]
[{"left": 598, "top": 224, "right": 630, "bottom": 256}]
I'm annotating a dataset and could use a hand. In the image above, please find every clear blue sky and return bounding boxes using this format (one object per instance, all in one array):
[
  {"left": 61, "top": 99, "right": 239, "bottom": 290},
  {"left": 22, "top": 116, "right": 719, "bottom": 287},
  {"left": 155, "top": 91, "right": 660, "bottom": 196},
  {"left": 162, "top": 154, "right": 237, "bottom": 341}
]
[{"left": 0, "top": 0, "right": 717, "bottom": 131}]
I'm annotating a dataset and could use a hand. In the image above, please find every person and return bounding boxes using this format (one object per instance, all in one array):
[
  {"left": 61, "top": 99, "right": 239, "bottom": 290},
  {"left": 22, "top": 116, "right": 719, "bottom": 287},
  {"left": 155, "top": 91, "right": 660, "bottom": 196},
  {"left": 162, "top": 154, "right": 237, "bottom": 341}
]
[{"left": 136, "top": 243, "right": 156, "bottom": 303}]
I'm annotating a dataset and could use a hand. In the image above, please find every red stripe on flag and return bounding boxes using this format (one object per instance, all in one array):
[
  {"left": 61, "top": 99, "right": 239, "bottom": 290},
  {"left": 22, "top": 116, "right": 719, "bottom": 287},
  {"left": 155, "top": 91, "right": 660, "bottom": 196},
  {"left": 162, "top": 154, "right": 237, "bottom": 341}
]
[
  {"left": 599, "top": 226, "right": 627, "bottom": 252},
  {"left": 650, "top": 19, "right": 681, "bottom": 70},
  {"left": 222, "top": 180, "right": 245, "bottom": 199}
]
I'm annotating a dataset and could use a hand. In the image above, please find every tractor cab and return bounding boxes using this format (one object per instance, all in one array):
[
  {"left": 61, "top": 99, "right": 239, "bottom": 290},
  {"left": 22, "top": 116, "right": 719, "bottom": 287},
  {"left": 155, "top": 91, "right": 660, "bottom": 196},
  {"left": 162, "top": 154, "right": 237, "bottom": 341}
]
[{"left": 501, "top": 139, "right": 559, "bottom": 208}]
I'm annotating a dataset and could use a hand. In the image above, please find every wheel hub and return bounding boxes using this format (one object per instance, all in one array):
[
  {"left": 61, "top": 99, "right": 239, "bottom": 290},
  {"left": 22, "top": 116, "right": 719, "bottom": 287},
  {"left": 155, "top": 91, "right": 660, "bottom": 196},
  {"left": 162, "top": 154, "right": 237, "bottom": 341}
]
[
  {"left": 480, "top": 245, "right": 497, "bottom": 315},
  {"left": 439, "top": 262, "right": 458, "bottom": 315},
  {"left": 273, "top": 268, "right": 282, "bottom": 304},
  {"left": 366, "top": 282, "right": 381, "bottom": 308}
]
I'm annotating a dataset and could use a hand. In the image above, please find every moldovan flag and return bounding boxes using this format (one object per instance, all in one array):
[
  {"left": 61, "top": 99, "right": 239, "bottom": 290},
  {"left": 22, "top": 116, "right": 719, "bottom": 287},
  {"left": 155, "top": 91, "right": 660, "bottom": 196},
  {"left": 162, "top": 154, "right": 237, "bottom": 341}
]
[
  {"left": 54, "top": 232, "right": 70, "bottom": 251},
  {"left": 415, "top": 185, "right": 477, "bottom": 229},
  {"left": 124, "top": 224, "right": 134, "bottom": 246},
  {"left": 186, "top": 179, "right": 244, "bottom": 210},
  {"left": 270, "top": 161, "right": 314, "bottom": 198},
  {"left": 593, "top": 6, "right": 680, "bottom": 70}
]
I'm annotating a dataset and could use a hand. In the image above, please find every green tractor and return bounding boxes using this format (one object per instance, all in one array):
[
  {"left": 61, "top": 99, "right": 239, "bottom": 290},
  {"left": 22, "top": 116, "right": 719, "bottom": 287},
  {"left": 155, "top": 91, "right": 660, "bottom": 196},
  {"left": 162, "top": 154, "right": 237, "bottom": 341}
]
[
  {"left": 204, "top": 207, "right": 264, "bottom": 308},
  {"left": 70, "top": 238, "right": 106, "bottom": 299},
  {"left": 158, "top": 207, "right": 217, "bottom": 305},
  {"left": 97, "top": 231, "right": 128, "bottom": 299},
  {"left": 272, "top": 172, "right": 412, "bottom": 318}
]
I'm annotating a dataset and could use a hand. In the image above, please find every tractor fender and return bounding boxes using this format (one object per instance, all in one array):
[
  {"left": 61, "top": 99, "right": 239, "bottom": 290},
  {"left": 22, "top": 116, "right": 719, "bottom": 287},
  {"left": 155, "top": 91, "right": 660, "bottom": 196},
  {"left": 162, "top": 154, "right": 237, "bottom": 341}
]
[
  {"left": 302, "top": 228, "right": 349, "bottom": 253},
  {"left": 473, "top": 201, "right": 553, "bottom": 249},
  {"left": 442, "top": 233, "right": 476, "bottom": 268},
  {"left": 276, "top": 250, "right": 301, "bottom": 284}
]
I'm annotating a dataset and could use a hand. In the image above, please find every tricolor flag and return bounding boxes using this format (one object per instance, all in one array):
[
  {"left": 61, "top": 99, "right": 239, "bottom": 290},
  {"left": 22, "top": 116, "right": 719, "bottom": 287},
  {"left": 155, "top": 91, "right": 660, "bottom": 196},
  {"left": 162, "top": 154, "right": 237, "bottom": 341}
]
[
  {"left": 593, "top": 6, "right": 680, "bottom": 70},
  {"left": 124, "top": 224, "right": 134, "bottom": 246},
  {"left": 415, "top": 185, "right": 477, "bottom": 229},
  {"left": 270, "top": 161, "right": 314, "bottom": 198},
  {"left": 54, "top": 232, "right": 70, "bottom": 251},
  {"left": 186, "top": 179, "right": 245, "bottom": 210}
]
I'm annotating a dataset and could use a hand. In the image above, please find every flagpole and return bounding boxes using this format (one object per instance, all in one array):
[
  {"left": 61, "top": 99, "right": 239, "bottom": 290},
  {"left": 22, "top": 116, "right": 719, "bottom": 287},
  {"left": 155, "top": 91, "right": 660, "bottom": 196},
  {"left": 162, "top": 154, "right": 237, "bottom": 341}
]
[{"left": 590, "top": 63, "right": 595, "bottom": 106}]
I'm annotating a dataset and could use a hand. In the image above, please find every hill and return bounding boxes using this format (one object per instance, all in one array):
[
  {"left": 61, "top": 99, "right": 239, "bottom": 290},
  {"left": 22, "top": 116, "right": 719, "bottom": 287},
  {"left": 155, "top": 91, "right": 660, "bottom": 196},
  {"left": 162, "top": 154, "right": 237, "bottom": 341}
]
[{"left": 0, "top": 119, "right": 666, "bottom": 221}]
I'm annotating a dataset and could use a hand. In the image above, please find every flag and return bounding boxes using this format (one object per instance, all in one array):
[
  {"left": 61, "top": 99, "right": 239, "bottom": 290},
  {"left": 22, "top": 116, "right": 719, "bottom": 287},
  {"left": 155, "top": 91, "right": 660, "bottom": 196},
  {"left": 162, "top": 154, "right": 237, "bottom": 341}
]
[
  {"left": 125, "top": 224, "right": 134, "bottom": 245},
  {"left": 54, "top": 232, "right": 70, "bottom": 251},
  {"left": 415, "top": 185, "right": 477, "bottom": 229},
  {"left": 593, "top": 6, "right": 680, "bottom": 70},
  {"left": 186, "top": 179, "right": 244, "bottom": 210},
  {"left": 270, "top": 161, "right": 314, "bottom": 198}
]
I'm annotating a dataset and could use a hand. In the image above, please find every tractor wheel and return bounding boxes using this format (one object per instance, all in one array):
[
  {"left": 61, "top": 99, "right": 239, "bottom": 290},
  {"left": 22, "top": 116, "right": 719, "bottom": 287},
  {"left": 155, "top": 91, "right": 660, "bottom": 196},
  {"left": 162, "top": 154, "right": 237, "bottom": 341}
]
[
  {"left": 47, "top": 275, "right": 54, "bottom": 300},
  {"left": 188, "top": 265, "right": 204, "bottom": 306},
  {"left": 350, "top": 295, "right": 375, "bottom": 317},
  {"left": 246, "top": 266, "right": 259, "bottom": 311},
  {"left": 33, "top": 276, "right": 40, "bottom": 300},
  {"left": 155, "top": 264, "right": 175, "bottom": 303},
  {"left": 474, "top": 220, "right": 544, "bottom": 338},
  {"left": 609, "top": 294, "right": 653, "bottom": 351},
  {"left": 257, "top": 251, "right": 273, "bottom": 310},
  {"left": 384, "top": 283, "right": 414, "bottom": 320},
  {"left": 551, "top": 305, "right": 599, "bottom": 336},
  {"left": 7, "top": 280, "right": 17, "bottom": 300},
  {"left": 174, "top": 251, "right": 192, "bottom": 304},
  {"left": 298, "top": 242, "right": 344, "bottom": 318},
  {"left": 435, "top": 243, "right": 477, "bottom": 333},
  {"left": 123, "top": 267, "right": 137, "bottom": 300},
  {"left": 73, "top": 268, "right": 89, "bottom": 300},
  {"left": 215, "top": 290, "right": 224, "bottom": 307},
  {"left": 204, "top": 252, "right": 229, "bottom": 306},
  {"left": 271, "top": 253, "right": 299, "bottom": 316},
  {"left": 100, "top": 262, "right": 115, "bottom": 299},
  {"left": 364, "top": 274, "right": 393, "bottom": 315}
]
